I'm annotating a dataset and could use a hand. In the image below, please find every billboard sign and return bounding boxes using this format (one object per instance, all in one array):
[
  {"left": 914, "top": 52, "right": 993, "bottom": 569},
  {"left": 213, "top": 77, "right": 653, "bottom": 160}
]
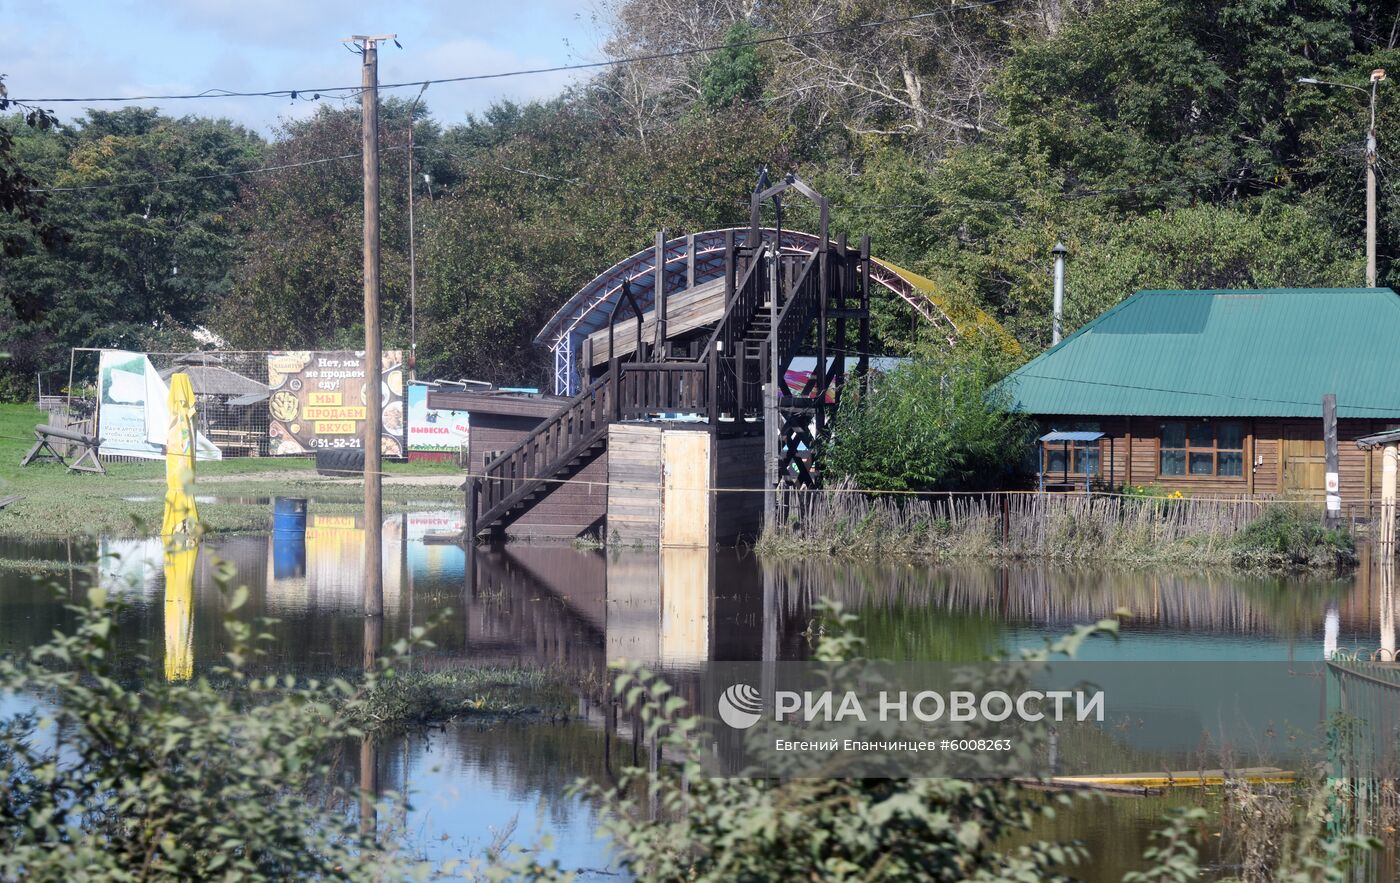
[
  {"left": 407, "top": 382, "right": 469, "bottom": 452},
  {"left": 97, "top": 350, "right": 221, "bottom": 460},
  {"left": 266, "top": 351, "right": 406, "bottom": 457}
]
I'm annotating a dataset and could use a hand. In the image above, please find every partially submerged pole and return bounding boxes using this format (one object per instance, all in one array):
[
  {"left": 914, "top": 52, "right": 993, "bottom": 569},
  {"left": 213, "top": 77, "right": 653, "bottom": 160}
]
[
  {"left": 1383, "top": 443, "right": 1397, "bottom": 555},
  {"left": 1324, "top": 394, "right": 1340, "bottom": 529},
  {"left": 353, "top": 34, "right": 395, "bottom": 619}
]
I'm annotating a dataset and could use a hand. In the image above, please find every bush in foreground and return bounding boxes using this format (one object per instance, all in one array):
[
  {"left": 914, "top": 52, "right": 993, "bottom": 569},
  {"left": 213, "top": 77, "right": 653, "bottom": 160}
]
[{"left": 0, "top": 570, "right": 427, "bottom": 882}]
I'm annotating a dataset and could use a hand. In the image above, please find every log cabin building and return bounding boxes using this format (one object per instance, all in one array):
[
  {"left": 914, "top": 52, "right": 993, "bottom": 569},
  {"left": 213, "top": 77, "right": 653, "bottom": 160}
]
[{"left": 1001, "top": 287, "right": 1400, "bottom": 503}]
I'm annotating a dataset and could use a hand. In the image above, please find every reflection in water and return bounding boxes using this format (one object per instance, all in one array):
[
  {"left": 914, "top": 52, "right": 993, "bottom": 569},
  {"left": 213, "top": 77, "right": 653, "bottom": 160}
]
[
  {"left": 8, "top": 518, "right": 1400, "bottom": 879},
  {"left": 162, "top": 539, "right": 197, "bottom": 682}
]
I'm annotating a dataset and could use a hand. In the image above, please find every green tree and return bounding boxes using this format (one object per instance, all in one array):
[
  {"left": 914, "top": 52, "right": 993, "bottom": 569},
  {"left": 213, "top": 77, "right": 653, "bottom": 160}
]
[
  {"left": 822, "top": 339, "right": 1033, "bottom": 492},
  {"left": 0, "top": 107, "right": 263, "bottom": 397},
  {"left": 218, "top": 100, "right": 435, "bottom": 354},
  {"left": 699, "top": 20, "right": 764, "bottom": 108}
]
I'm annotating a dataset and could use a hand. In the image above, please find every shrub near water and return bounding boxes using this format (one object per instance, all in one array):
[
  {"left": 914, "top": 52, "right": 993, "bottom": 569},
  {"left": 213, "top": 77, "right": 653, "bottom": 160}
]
[
  {"left": 1229, "top": 506, "right": 1356, "bottom": 570},
  {"left": 0, "top": 571, "right": 428, "bottom": 882}
]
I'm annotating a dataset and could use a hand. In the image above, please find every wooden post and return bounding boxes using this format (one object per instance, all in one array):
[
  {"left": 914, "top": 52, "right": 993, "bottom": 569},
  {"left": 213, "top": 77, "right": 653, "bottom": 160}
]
[
  {"left": 686, "top": 233, "right": 696, "bottom": 289},
  {"left": 763, "top": 338, "right": 776, "bottom": 530},
  {"left": 464, "top": 477, "right": 479, "bottom": 577},
  {"left": 723, "top": 230, "right": 736, "bottom": 304},
  {"left": 354, "top": 34, "right": 394, "bottom": 620},
  {"left": 1124, "top": 417, "right": 1133, "bottom": 487},
  {"left": 707, "top": 348, "right": 718, "bottom": 425},
  {"left": 858, "top": 236, "right": 871, "bottom": 396},
  {"left": 653, "top": 230, "right": 667, "bottom": 358},
  {"left": 1383, "top": 443, "right": 1397, "bottom": 556},
  {"left": 815, "top": 200, "right": 829, "bottom": 438},
  {"left": 1324, "top": 394, "right": 1340, "bottom": 528}
]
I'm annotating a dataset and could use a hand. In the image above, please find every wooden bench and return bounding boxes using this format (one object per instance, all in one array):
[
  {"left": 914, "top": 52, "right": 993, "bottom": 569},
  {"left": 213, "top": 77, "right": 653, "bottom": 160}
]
[
  {"left": 210, "top": 429, "right": 263, "bottom": 456},
  {"left": 20, "top": 424, "right": 105, "bottom": 474}
]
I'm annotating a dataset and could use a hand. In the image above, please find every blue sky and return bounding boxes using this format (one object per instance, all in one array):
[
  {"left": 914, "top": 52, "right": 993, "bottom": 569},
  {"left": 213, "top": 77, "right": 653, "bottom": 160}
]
[{"left": 2, "top": 1, "right": 599, "bottom": 133}]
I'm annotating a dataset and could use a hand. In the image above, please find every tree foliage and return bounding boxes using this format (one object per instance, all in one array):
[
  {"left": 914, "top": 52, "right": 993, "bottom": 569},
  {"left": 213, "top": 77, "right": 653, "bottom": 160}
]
[
  {"left": 5, "top": 1, "right": 1400, "bottom": 395},
  {"left": 823, "top": 340, "right": 1033, "bottom": 492}
]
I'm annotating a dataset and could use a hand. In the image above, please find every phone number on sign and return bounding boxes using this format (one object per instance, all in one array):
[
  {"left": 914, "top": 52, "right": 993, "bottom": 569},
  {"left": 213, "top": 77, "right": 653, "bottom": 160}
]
[{"left": 307, "top": 438, "right": 363, "bottom": 450}]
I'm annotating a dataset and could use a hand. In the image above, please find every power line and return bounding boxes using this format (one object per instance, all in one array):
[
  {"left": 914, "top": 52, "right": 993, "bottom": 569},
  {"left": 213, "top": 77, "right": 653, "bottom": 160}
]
[{"left": 6, "top": 0, "right": 1020, "bottom": 106}]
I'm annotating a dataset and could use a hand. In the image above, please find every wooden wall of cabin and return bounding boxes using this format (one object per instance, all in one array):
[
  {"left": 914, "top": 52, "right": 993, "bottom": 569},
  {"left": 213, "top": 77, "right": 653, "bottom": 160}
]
[
  {"left": 1038, "top": 415, "right": 1400, "bottom": 505},
  {"left": 468, "top": 412, "right": 608, "bottom": 539}
]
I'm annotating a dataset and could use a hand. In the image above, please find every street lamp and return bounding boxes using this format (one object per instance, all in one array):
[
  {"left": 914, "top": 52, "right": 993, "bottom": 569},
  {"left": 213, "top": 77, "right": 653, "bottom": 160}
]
[{"left": 1298, "top": 69, "right": 1387, "bottom": 287}]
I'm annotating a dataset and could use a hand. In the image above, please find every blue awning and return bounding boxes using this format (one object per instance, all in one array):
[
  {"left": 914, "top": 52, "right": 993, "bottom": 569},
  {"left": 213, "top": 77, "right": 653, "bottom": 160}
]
[{"left": 1039, "top": 431, "right": 1105, "bottom": 443}]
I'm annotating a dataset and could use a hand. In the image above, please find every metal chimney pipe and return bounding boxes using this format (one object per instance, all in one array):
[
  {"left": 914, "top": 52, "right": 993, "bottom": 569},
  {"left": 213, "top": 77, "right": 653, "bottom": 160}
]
[{"left": 1051, "top": 242, "right": 1068, "bottom": 345}]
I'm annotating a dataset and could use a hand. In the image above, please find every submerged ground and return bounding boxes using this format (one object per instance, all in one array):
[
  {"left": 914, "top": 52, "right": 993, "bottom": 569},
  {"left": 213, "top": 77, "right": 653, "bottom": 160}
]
[{"left": 0, "top": 403, "right": 462, "bottom": 538}]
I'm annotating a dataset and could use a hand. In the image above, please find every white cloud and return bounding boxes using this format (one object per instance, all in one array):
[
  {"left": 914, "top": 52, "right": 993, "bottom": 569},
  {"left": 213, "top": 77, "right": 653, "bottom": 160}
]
[{"left": 2, "top": 0, "right": 597, "bottom": 132}]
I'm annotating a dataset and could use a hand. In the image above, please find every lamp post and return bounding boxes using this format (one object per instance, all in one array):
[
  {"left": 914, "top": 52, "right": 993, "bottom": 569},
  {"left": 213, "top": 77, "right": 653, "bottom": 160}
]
[{"left": 1299, "top": 69, "right": 1387, "bottom": 287}]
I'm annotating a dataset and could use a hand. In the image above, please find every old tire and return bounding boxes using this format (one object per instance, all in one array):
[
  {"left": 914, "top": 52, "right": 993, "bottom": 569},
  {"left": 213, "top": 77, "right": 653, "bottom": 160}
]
[{"left": 315, "top": 448, "right": 365, "bottom": 477}]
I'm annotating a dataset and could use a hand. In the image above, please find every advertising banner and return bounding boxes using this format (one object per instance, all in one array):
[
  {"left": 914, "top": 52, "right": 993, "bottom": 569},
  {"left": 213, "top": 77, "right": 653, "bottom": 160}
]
[
  {"left": 407, "top": 382, "right": 470, "bottom": 452},
  {"left": 97, "top": 350, "right": 221, "bottom": 461},
  {"left": 266, "top": 351, "right": 406, "bottom": 457}
]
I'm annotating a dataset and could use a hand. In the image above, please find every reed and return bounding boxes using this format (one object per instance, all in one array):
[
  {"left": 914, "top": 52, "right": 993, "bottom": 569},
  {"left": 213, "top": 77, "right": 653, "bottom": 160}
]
[{"left": 754, "top": 481, "right": 1356, "bottom": 570}]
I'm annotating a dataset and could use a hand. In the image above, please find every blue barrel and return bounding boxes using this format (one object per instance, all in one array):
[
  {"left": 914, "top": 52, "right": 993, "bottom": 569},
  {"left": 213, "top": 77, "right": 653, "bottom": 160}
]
[
  {"left": 272, "top": 497, "right": 307, "bottom": 580},
  {"left": 272, "top": 497, "right": 308, "bottom": 532}
]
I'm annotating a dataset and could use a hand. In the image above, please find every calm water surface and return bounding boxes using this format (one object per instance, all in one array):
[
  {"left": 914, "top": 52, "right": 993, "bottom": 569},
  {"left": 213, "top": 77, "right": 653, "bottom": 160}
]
[{"left": 1, "top": 506, "right": 1395, "bottom": 879}]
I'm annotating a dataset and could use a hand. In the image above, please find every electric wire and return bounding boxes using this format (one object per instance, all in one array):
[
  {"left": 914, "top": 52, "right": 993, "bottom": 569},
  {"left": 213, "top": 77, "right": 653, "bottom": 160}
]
[{"left": 6, "top": 0, "right": 1022, "bottom": 106}]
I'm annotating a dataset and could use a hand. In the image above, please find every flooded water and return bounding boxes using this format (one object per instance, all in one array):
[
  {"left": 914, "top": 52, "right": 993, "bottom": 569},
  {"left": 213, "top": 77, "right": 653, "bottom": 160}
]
[{"left": 1, "top": 505, "right": 1397, "bottom": 878}]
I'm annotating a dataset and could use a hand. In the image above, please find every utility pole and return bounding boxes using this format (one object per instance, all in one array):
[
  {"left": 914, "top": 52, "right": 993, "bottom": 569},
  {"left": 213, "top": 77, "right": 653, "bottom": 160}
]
[
  {"left": 1324, "top": 393, "right": 1340, "bottom": 529},
  {"left": 1051, "top": 242, "right": 1068, "bottom": 345},
  {"left": 352, "top": 34, "right": 395, "bottom": 619},
  {"left": 1298, "top": 70, "right": 1385, "bottom": 287},
  {"left": 1368, "top": 69, "right": 1385, "bottom": 288}
]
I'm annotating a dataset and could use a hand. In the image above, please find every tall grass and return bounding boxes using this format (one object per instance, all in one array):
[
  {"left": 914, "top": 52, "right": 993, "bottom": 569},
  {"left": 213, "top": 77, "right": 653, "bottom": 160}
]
[{"left": 755, "top": 481, "right": 1358, "bottom": 570}]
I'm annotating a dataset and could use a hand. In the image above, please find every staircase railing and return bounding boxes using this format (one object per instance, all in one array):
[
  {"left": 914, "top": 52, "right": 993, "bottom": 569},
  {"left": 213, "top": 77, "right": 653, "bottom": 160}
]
[
  {"left": 617, "top": 363, "right": 712, "bottom": 420},
  {"left": 771, "top": 252, "right": 821, "bottom": 373},
  {"left": 476, "top": 370, "right": 614, "bottom": 533}
]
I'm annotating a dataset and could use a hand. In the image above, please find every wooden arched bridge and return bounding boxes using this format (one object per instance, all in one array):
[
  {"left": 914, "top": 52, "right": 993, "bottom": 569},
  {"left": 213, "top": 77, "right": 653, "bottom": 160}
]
[{"left": 444, "top": 177, "right": 1006, "bottom": 540}]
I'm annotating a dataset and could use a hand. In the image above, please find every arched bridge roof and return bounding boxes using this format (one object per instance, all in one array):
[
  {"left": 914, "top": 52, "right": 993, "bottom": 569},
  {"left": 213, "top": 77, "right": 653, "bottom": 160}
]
[{"left": 534, "top": 227, "right": 1014, "bottom": 350}]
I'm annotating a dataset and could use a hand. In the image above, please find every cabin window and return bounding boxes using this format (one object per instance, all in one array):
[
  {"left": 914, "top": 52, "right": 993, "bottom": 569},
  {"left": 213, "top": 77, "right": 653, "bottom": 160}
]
[
  {"left": 1159, "top": 421, "right": 1245, "bottom": 477},
  {"left": 1042, "top": 422, "right": 1100, "bottom": 476}
]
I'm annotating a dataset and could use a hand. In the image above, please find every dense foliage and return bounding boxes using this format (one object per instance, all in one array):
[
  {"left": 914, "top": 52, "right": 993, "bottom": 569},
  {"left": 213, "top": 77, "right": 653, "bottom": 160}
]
[
  {"left": 0, "top": 572, "right": 426, "bottom": 881},
  {"left": 823, "top": 340, "right": 1033, "bottom": 491},
  {"left": 1, "top": 0, "right": 1396, "bottom": 399}
]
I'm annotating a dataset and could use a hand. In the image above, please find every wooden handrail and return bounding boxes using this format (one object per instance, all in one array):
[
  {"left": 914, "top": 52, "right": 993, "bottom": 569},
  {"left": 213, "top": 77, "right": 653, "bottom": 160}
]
[{"left": 478, "top": 370, "right": 614, "bottom": 526}]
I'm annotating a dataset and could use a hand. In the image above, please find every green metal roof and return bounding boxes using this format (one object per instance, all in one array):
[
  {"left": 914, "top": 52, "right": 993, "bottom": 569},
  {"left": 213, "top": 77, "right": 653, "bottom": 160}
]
[{"left": 1001, "top": 288, "right": 1400, "bottom": 419}]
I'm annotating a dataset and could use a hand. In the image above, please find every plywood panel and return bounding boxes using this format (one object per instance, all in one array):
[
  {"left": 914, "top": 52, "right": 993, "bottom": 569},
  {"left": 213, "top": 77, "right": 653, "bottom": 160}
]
[
  {"left": 662, "top": 430, "right": 711, "bottom": 547},
  {"left": 608, "top": 424, "right": 662, "bottom": 543}
]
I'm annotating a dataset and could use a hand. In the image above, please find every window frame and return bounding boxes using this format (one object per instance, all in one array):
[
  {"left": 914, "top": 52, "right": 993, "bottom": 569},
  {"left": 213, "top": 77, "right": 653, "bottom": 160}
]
[
  {"left": 1041, "top": 422, "right": 1103, "bottom": 480},
  {"left": 1157, "top": 420, "right": 1246, "bottom": 480}
]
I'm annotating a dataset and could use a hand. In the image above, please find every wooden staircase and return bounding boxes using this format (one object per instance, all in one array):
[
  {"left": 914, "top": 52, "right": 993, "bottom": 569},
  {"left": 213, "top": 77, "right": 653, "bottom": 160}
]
[
  {"left": 468, "top": 218, "right": 870, "bottom": 538},
  {"left": 473, "top": 372, "right": 614, "bottom": 537}
]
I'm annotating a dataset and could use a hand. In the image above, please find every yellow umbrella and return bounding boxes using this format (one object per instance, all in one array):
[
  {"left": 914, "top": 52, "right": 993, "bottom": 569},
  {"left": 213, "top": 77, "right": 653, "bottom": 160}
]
[
  {"left": 161, "top": 373, "right": 199, "bottom": 539},
  {"left": 161, "top": 372, "right": 200, "bottom": 682},
  {"left": 163, "top": 542, "right": 196, "bottom": 681}
]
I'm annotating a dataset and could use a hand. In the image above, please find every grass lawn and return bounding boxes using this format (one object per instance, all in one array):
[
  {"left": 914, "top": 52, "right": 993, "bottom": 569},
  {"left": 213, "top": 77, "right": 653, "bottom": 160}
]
[{"left": 0, "top": 403, "right": 464, "bottom": 539}]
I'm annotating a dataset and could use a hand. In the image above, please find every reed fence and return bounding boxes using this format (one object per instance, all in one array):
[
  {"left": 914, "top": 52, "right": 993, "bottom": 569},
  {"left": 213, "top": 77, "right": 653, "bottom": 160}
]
[{"left": 758, "top": 482, "right": 1370, "bottom": 566}]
